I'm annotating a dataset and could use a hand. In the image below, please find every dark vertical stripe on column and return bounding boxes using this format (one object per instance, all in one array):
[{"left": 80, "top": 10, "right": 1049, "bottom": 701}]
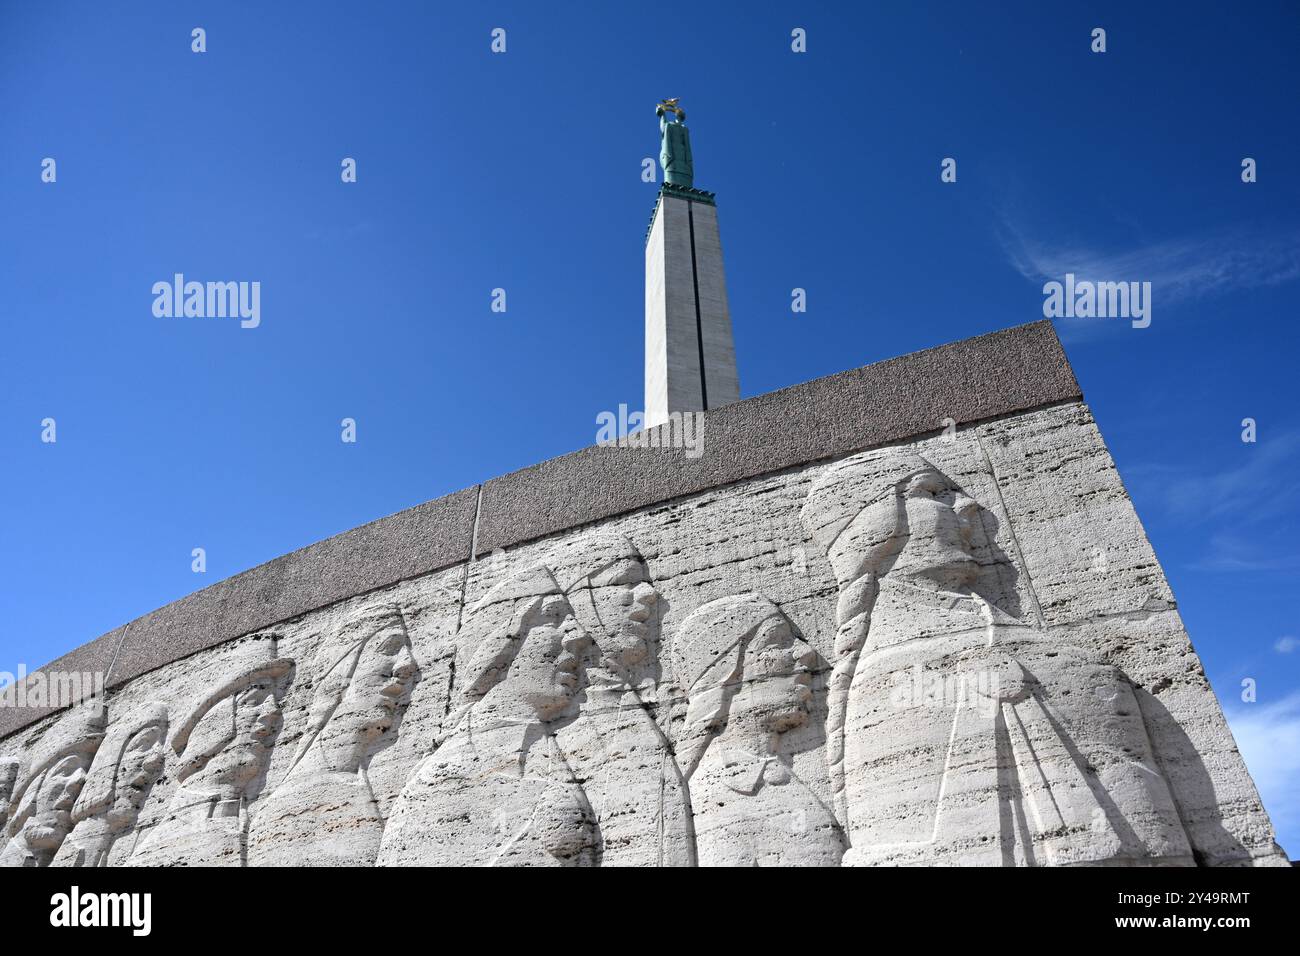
[{"left": 687, "top": 200, "right": 709, "bottom": 410}]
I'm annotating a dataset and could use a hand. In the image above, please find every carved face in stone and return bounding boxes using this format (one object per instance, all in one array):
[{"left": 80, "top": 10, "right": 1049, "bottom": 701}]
[
  {"left": 505, "top": 593, "right": 590, "bottom": 722},
  {"left": 114, "top": 726, "right": 166, "bottom": 816},
  {"left": 732, "top": 615, "right": 817, "bottom": 734},
  {"left": 581, "top": 554, "right": 659, "bottom": 672},
  {"left": 677, "top": 595, "right": 817, "bottom": 773},
  {"left": 806, "top": 452, "right": 981, "bottom": 595},
  {"left": 890, "top": 467, "right": 980, "bottom": 589},
  {"left": 329, "top": 613, "right": 418, "bottom": 751},
  {"left": 179, "top": 679, "right": 282, "bottom": 792},
  {"left": 23, "top": 754, "right": 88, "bottom": 850},
  {"left": 459, "top": 566, "right": 592, "bottom": 725}
]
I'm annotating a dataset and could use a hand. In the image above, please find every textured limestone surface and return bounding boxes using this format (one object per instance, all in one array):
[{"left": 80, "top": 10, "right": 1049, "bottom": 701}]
[{"left": 0, "top": 401, "right": 1286, "bottom": 867}]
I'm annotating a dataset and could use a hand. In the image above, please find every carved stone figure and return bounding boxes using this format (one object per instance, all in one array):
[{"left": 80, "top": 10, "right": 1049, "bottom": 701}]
[
  {"left": 555, "top": 534, "right": 695, "bottom": 866},
  {"left": 675, "top": 594, "right": 844, "bottom": 866},
  {"left": 0, "top": 760, "right": 17, "bottom": 834},
  {"left": 52, "top": 705, "right": 167, "bottom": 867},
  {"left": 801, "top": 447, "right": 1194, "bottom": 865},
  {"left": 1, "top": 703, "right": 107, "bottom": 867},
  {"left": 129, "top": 637, "right": 292, "bottom": 867},
  {"left": 248, "top": 606, "right": 418, "bottom": 866},
  {"left": 377, "top": 565, "right": 598, "bottom": 866}
]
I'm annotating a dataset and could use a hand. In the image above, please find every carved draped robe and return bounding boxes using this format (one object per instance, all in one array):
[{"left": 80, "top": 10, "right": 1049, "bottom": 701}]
[
  {"left": 555, "top": 679, "right": 695, "bottom": 866},
  {"left": 692, "top": 748, "right": 844, "bottom": 867},
  {"left": 840, "top": 580, "right": 1194, "bottom": 866},
  {"left": 127, "top": 792, "right": 249, "bottom": 867},
  {"left": 51, "top": 815, "right": 120, "bottom": 867},
  {"left": 246, "top": 766, "right": 386, "bottom": 867},
  {"left": 377, "top": 715, "right": 599, "bottom": 867}
]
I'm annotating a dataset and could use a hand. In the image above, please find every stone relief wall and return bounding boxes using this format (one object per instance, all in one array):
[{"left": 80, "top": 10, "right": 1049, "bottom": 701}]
[{"left": 0, "top": 400, "right": 1286, "bottom": 867}]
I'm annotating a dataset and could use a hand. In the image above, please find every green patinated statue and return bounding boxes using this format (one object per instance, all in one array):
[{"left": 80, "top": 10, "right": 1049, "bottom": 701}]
[{"left": 657, "top": 98, "right": 694, "bottom": 188}]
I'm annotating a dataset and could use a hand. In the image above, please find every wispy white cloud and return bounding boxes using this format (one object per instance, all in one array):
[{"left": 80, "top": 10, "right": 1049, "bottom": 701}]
[
  {"left": 1123, "top": 432, "right": 1300, "bottom": 573},
  {"left": 1276, "top": 636, "right": 1299, "bottom": 654},
  {"left": 1224, "top": 691, "right": 1300, "bottom": 853},
  {"left": 1187, "top": 534, "right": 1300, "bottom": 573},
  {"left": 1125, "top": 430, "right": 1300, "bottom": 522},
  {"left": 999, "top": 220, "right": 1300, "bottom": 303},
  {"left": 1171, "top": 433, "right": 1300, "bottom": 520}
]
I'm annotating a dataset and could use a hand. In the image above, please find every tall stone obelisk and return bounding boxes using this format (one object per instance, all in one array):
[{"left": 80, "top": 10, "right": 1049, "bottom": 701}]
[{"left": 644, "top": 99, "right": 740, "bottom": 429}]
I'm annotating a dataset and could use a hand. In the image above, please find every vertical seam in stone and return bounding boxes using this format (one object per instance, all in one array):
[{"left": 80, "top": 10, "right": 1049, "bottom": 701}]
[
  {"left": 469, "top": 481, "right": 483, "bottom": 562},
  {"left": 446, "top": 484, "right": 482, "bottom": 716},
  {"left": 103, "top": 622, "right": 131, "bottom": 693},
  {"left": 688, "top": 200, "right": 709, "bottom": 410},
  {"left": 458, "top": 483, "right": 483, "bottom": 632},
  {"left": 975, "top": 433, "right": 1047, "bottom": 629}
]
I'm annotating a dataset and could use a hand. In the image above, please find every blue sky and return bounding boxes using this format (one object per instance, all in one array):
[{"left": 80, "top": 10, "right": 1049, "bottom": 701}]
[{"left": 2, "top": 2, "right": 1297, "bottom": 854}]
